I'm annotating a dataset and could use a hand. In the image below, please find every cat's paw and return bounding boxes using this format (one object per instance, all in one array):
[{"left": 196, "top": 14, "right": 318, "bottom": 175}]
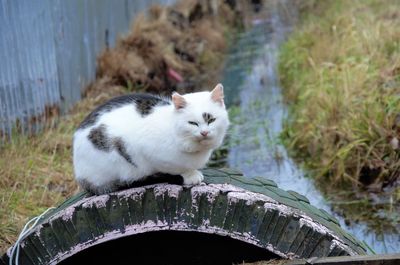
[{"left": 182, "top": 170, "right": 204, "bottom": 185}]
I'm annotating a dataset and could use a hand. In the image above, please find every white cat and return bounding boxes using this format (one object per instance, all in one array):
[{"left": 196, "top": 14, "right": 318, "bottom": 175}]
[{"left": 73, "top": 84, "right": 229, "bottom": 194}]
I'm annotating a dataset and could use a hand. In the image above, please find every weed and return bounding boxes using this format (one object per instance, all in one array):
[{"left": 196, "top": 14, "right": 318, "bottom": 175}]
[
  {"left": 279, "top": 0, "right": 400, "bottom": 189},
  {"left": 279, "top": 0, "right": 400, "bottom": 229}
]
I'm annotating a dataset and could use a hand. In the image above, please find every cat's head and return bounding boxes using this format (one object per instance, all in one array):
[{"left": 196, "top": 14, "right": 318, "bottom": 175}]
[{"left": 172, "top": 84, "right": 229, "bottom": 151}]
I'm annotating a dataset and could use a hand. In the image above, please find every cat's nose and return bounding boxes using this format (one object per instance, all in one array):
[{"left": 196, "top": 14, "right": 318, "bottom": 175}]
[{"left": 200, "top": 131, "right": 209, "bottom": 137}]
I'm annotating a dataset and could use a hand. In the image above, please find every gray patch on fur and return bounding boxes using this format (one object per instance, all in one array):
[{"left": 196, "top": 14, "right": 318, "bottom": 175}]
[
  {"left": 79, "top": 112, "right": 100, "bottom": 130},
  {"left": 88, "top": 124, "right": 111, "bottom": 151},
  {"left": 114, "top": 137, "right": 137, "bottom": 167},
  {"left": 78, "top": 94, "right": 170, "bottom": 129},
  {"left": 202, "top": 112, "right": 215, "bottom": 124},
  {"left": 88, "top": 125, "right": 137, "bottom": 166},
  {"left": 134, "top": 94, "right": 170, "bottom": 116}
]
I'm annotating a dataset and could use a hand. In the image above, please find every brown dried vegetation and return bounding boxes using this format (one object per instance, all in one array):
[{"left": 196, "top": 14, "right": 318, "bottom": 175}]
[{"left": 92, "top": 0, "right": 237, "bottom": 97}]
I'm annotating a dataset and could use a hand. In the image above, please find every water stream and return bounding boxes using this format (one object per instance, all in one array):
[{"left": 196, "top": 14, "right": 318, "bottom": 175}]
[{"left": 220, "top": 1, "right": 399, "bottom": 254}]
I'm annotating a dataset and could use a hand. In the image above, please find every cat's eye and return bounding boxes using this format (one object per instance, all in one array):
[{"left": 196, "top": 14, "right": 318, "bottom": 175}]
[
  {"left": 188, "top": 121, "right": 199, "bottom": 126},
  {"left": 208, "top": 118, "right": 216, "bottom": 124}
]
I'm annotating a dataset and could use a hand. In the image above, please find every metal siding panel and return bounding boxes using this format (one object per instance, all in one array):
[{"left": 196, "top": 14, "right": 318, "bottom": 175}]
[
  {"left": 0, "top": 0, "right": 176, "bottom": 140},
  {"left": 82, "top": 0, "right": 97, "bottom": 94},
  {"left": 0, "top": 0, "right": 13, "bottom": 137},
  {"left": 76, "top": 0, "right": 88, "bottom": 99},
  {"left": 16, "top": 0, "right": 40, "bottom": 132},
  {"left": 52, "top": 0, "right": 76, "bottom": 111},
  {"left": 3, "top": 0, "right": 35, "bottom": 133},
  {"left": 43, "top": 0, "right": 60, "bottom": 107},
  {"left": 110, "top": 1, "right": 129, "bottom": 47}
]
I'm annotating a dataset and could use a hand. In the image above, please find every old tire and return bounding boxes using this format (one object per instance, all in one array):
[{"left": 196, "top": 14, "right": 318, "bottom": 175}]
[{"left": 1, "top": 168, "right": 367, "bottom": 264}]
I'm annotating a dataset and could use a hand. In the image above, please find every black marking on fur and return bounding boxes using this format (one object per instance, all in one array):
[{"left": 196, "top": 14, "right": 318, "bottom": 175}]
[
  {"left": 78, "top": 93, "right": 171, "bottom": 129},
  {"left": 202, "top": 112, "right": 215, "bottom": 123},
  {"left": 88, "top": 125, "right": 137, "bottom": 166},
  {"left": 78, "top": 173, "right": 183, "bottom": 194},
  {"left": 88, "top": 124, "right": 111, "bottom": 151},
  {"left": 114, "top": 137, "right": 137, "bottom": 167},
  {"left": 133, "top": 94, "right": 170, "bottom": 116}
]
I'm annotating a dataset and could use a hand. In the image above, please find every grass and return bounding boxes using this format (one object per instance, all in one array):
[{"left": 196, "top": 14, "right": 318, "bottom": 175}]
[
  {"left": 278, "top": 0, "right": 400, "bottom": 233},
  {"left": 0, "top": 85, "right": 128, "bottom": 253},
  {"left": 279, "top": 0, "right": 400, "bottom": 190}
]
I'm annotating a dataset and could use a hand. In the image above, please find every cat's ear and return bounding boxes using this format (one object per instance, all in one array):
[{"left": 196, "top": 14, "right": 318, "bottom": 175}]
[
  {"left": 172, "top": 92, "right": 187, "bottom": 110},
  {"left": 211, "top": 83, "right": 225, "bottom": 107}
]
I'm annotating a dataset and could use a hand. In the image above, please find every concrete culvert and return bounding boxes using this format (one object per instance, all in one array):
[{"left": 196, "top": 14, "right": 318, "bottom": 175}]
[{"left": 1, "top": 168, "right": 367, "bottom": 265}]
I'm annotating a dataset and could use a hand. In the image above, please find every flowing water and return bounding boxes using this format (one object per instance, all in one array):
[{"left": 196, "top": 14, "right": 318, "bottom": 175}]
[{"left": 220, "top": 1, "right": 399, "bottom": 254}]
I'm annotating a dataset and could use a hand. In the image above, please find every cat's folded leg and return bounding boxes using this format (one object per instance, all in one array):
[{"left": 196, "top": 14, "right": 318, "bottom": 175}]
[{"left": 181, "top": 170, "right": 204, "bottom": 185}]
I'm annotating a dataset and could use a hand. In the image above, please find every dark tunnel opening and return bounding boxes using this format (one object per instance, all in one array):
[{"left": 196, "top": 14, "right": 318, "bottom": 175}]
[{"left": 59, "top": 230, "right": 280, "bottom": 265}]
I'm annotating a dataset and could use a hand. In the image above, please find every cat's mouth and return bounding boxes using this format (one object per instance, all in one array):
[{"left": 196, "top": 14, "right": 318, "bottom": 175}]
[
  {"left": 198, "top": 138, "right": 213, "bottom": 145},
  {"left": 195, "top": 135, "right": 209, "bottom": 140}
]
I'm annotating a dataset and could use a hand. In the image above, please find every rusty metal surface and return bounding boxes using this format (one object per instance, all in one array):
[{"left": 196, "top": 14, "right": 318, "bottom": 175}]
[{"left": 0, "top": 0, "right": 174, "bottom": 141}]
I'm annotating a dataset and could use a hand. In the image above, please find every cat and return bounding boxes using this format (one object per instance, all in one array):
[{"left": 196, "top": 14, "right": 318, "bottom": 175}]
[{"left": 73, "top": 84, "right": 229, "bottom": 194}]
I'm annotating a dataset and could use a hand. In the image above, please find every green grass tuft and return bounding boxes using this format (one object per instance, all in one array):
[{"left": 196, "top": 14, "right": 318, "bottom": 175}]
[{"left": 279, "top": 0, "right": 400, "bottom": 189}]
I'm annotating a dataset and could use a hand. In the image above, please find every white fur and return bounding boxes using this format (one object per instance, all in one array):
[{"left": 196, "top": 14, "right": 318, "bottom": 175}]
[{"left": 73, "top": 89, "right": 229, "bottom": 193}]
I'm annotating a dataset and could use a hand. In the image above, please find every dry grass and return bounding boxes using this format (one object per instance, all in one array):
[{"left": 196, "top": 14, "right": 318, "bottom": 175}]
[
  {"left": 95, "top": 0, "right": 235, "bottom": 95},
  {"left": 0, "top": 0, "right": 240, "bottom": 254},
  {"left": 279, "top": 0, "right": 400, "bottom": 191},
  {"left": 0, "top": 83, "right": 128, "bottom": 253}
]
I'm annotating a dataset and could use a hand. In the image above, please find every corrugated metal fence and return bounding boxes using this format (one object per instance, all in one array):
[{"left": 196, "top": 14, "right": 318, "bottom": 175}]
[{"left": 0, "top": 0, "right": 174, "bottom": 141}]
